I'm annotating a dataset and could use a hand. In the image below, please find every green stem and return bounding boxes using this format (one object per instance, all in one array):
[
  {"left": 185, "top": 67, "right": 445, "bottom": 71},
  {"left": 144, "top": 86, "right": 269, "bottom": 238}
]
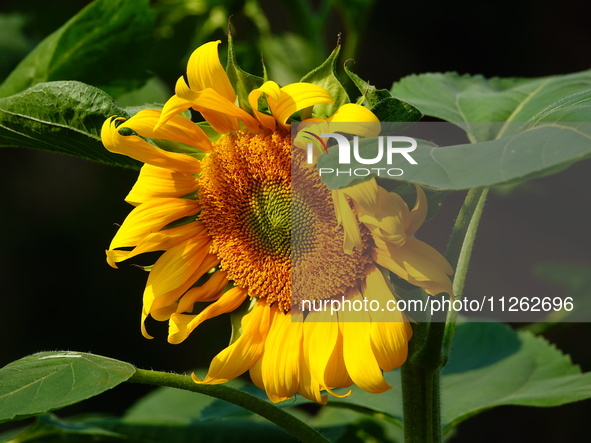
[
  {"left": 401, "top": 324, "right": 442, "bottom": 443},
  {"left": 128, "top": 369, "right": 330, "bottom": 443},
  {"left": 443, "top": 187, "right": 489, "bottom": 360},
  {"left": 401, "top": 187, "right": 489, "bottom": 443}
]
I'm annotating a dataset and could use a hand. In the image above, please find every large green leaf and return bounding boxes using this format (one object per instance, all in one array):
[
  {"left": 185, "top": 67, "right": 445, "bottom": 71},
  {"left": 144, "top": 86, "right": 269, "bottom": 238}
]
[
  {"left": 0, "top": 81, "right": 140, "bottom": 169},
  {"left": 323, "top": 322, "right": 591, "bottom": 435},
  {"left": 440, "top": 322, "right": 591, "bottom": 431},
  {"left": 319, "top": 70, "right": 591, "bottom": 190},
  {"left": 0, "top": 352, "right": 135, "bottom": 423},
  {"left": 0, "top": 0, "right": 156, "bottom": 99},
  {"left": 391, "top": 70, "right": 591, "bottom": 134}
]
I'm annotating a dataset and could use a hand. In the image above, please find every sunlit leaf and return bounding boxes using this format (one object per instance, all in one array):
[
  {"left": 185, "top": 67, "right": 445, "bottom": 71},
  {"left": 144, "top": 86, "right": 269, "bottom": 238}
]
[
  {"left": 0, "top": 352, "right": 135, "bottom": 423},
  {"left": 322, "top": 322, "right": 591, "bottom": 435},
  {"left": 0, "top": 0, "right": 156, "bottom": 98},
  {"left": 0, "top": 81, "right": 140, "bottom": 169},
  {"left": 319, "top": 69, "right": 591, "bottom": 190}
]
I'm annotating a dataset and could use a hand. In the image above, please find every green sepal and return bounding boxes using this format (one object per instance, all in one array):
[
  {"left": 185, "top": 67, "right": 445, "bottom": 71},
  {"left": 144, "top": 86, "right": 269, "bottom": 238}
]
[
  {"left": 345, "top": 63, "right": 422, "bottom": 122},
  {"left": 300, "top": 44, "right": 350, "bottom": 119},
  {"left": 226, "top": 33, "right": 265, "bottom": 112}
]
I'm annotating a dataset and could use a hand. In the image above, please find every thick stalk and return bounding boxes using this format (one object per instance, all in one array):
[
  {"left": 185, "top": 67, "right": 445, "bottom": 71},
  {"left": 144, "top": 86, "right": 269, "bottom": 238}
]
[
  {"left": 129, "top": 369, "right": 330, "bottom": 443},
  {"left": 401, "top": 187, "right": 489, "bottom": 443},
  {"left": 401, "top": 323, "right": 442, "bottom": 443}
]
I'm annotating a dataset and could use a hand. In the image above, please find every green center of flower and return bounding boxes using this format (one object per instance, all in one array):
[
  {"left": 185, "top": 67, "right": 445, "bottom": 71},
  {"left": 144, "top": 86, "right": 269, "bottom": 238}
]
[{"left": 248, "top": 181, "right": 291, "bottom": 257}]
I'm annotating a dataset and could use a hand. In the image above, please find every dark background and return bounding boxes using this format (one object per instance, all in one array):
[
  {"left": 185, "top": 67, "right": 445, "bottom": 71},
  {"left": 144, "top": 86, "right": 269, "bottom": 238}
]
[{"left": 0, "top": 0, "right": 590, "bottom": 441}]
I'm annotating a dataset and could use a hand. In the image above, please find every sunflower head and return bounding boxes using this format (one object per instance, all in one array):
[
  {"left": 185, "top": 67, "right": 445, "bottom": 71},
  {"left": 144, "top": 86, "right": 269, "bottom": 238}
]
[{"left": 101, "top": 38, "right": 453, "bottom": 404}]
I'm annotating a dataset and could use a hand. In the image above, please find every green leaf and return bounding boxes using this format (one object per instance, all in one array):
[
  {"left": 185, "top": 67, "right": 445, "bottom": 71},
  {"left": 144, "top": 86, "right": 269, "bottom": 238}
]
[
  {"left": 301, "top": 45, "right": 350, "bottom": 118},
  {"left": 0, "top": 0, "right": 156, "bottom": 98},
  {"left": 0, "top": 81, "right": 140, "bottom": 169},
  {"left": 391, "top": 70, "right": 591, "bottom": 139},
  {"left": 226, "top": 33, "right": 264, "bottom": 112},
  {"left": 345, "top": 63, "right": 422, "bottom": 122},
  {"left": 6, "top": 413, "right": 297, "bottom": 443},
  {"left": 371, "top": 71, "right": 591, "bottom": 190},
  {"left": 0, "top": 352, "right": 136, "bottom": 423},
  {"left": 317, "top": 322, "right": 591, "bottom": 435},
  {"left": 441, "top": 322, "right": 591, "bottom": 431},
  {"left": 317, "top": 120, "right": 591, "bottom": 191}
]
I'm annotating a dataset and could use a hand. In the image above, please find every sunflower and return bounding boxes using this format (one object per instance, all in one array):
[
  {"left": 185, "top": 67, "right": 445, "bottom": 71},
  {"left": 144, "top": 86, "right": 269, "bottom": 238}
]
[{"left": 101, "top": 40, "right": 453, "bottom": 404}]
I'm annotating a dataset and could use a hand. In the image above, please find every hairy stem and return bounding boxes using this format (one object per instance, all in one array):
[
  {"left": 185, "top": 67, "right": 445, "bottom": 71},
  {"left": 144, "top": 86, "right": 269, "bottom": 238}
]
[
  {"left": 401, "top": 187, "right": 489, "bottom": 443},
  {"left": 129, "top": 369, "right": 330, "bottom": 443}
]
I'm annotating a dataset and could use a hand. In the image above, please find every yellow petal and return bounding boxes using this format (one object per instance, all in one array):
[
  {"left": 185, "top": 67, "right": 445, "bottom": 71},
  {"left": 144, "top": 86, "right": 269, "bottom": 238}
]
[
  {"left": 186, "top": 41, "right": 235, "bottom": 102},
  {"left": 343, "top": 181, "right": 408, "bottom": 246},
  {"left": 323, "top": 326, "right": 353, "bottom": 389},
  {"left": 362, "top": 266, "right": 411, "bottom": 371},
  {"left": 340, "top": 292, "right": 391, "bottom": 394},
  {"left": 125, "top": 164, "right": 199, "bottom": 206},
  {"left": 270, "top": 82, "right": 333, "bottom": 128},
  {"left": 249, "top": 356, "right": 265, "bottom": 390},
  {"left": 177, "top": 270, "right": 229, "bottom": 312},
  {"left": 248, "top": 81, "right": 281, "bottom": 130},
  {"left": 168, "top": 287, "right": 248, "bottom": 344},
  {"left": 332, "top": 190, "right": 362, "bottom": 253},
  {"left": 303, "top": 310, "right": 351, "bottom": 398},
  {"left": 102, "top": 116, "right": 200, "bottom": 173},
  {"left": 107, "top": 198, "right": 200, "bottom": 267},
  {"left": 106, "top": 221, "right": 205, "bottom": 267},
  {"left": 328, "top": 103, "right": 380, "bottom": 138},
  {"left": 199, "top": 108, "right": 240, "bottom": 134},
  {"left": 260, "top": 310, "right": 302, "bottom": 403},
  {"left": 374, "top": 236, "right": 454, "bottom": 296},
  {"left": 370, "top": 321, "right": 412, "bottom": 372},
  {"left": 407, "top": 185, "right": 428, "bottom": 236},
  {"left": 193, "top": 88, "right": 260, "bottom": 132},
  {"left": 122, "top": 109, "right": 212, "bottom": 152},
  {"left": 157, "top": 90, "right": 193, "bottom": 131},
  {"left": 142, "top": 236, "right": 212, "bottom": 321},
  {"left": 339, "top": 178, "right": 379, "bottom": 211},
  {"left": 296, "top": 351, "right": 327, "bottom": 404},
  {"left": 196, "top": 300, "right": 272, "bottom": 384}
]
